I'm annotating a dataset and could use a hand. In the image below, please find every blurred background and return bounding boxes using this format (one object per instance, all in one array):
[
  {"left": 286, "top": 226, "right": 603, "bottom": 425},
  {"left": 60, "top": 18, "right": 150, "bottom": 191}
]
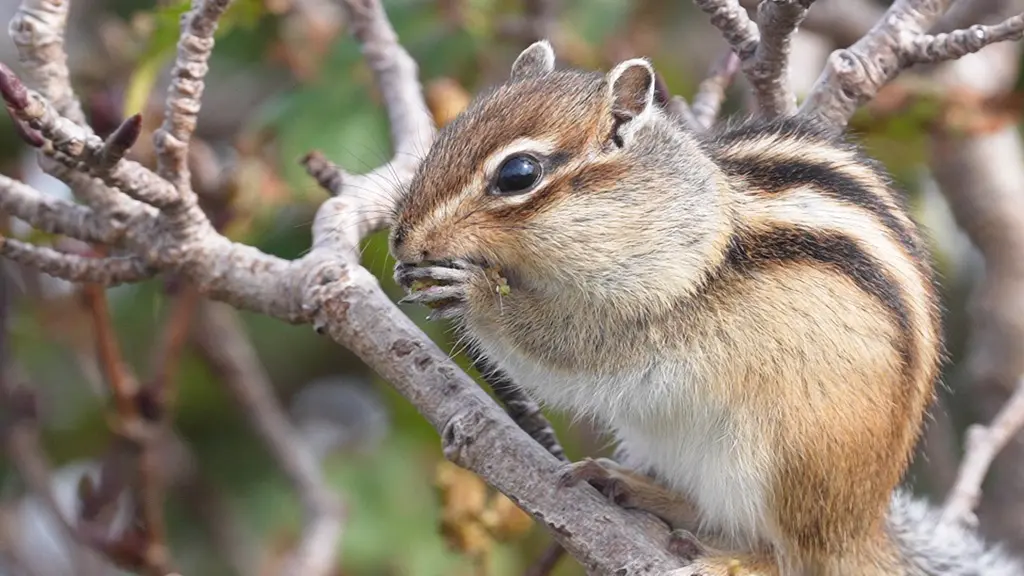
[{"left": 0, "top": 0, "right": 1023, "bottom": 574}]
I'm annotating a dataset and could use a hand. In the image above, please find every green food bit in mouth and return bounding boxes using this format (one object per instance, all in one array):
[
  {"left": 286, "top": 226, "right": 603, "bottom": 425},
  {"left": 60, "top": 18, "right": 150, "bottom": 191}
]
[
  {"left": 409, "top": 278, "right": 440, "bottom": 292},
  {"left": 496, "top": 277, "right": 511, "bottom": 296}
]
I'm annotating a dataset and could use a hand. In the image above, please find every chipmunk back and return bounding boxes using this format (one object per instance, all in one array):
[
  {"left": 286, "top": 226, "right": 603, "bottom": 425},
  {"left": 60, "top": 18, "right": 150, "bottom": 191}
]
[{"left": 390, "top": 41, "right": 1023, "bottom": 576}]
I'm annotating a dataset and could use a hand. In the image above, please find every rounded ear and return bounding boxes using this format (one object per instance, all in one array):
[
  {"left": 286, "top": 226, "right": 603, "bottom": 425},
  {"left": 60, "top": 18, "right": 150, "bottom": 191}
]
[
  {"left": 510, "top": 40, "right": 556, "bottom": 82},
  {"left": 607, "top": 58, "right": 656, "bottom": 122}
]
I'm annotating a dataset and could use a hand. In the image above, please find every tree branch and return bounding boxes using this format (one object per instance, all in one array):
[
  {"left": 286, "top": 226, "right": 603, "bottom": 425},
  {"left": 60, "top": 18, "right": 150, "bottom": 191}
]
[
  {"left": 796, "top": 0, "right": 1024, "bottom": 129},
  {"left": 1, "top": 240, "right": 154, "bottom": 285},
  {"left": 0, "top": 65, "right": 180, "bottom": 210},
  {"left": 191, "top": 301, "right": 343, "bottom": 576},
  {"left": 748, "top": 0, "right": 815, "bottom": 117},
  {"left": 692, "top": 0, "right": 760, "bottom": 64},
  {"left": 908, "top": 13, "right": 1024, "bottom": 64},
  {"left": 154, "top": 0, "right": 234, "bottom": 194},
  {"left": 942, "top": 378, "right": 1024, "bottom": 526},
  {"left": 689, "top": 49, "right": 742, "bottom": 129},
  {"left": 0, "top": 173, "right": 125, "bottom": 244}
]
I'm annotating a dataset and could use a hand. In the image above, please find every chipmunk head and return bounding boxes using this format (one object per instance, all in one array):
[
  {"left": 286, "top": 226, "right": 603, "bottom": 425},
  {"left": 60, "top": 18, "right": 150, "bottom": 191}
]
[{"left": 390, "top": 40, "right": 728, "bottom": 301}]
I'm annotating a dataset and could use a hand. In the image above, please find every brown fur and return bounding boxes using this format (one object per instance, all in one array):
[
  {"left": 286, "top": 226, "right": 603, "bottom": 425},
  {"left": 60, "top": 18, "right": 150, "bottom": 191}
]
[{"left": 391, "top": 43, "right": 943, "bottom": 576}]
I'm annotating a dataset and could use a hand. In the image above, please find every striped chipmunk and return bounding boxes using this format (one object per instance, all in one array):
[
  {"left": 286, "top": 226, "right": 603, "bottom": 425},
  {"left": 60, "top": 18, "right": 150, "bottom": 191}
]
[{"left": 389, "top": 41, "right": 1024, "bottom": 576}]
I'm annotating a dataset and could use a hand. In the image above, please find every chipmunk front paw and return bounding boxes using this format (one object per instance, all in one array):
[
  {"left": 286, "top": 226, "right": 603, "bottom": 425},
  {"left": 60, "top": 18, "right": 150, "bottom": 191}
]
[
  {"left": 666, "top": 558, "right": 772, "bottom": 576},
  {"left": 395, "top": 260, "right": 477, "bottom": 320}
]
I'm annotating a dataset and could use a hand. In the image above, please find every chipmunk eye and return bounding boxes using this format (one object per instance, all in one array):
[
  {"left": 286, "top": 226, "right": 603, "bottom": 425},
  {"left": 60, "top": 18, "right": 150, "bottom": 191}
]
[{"left": 494, "top": 154, "right": 542, "bottom": 195}]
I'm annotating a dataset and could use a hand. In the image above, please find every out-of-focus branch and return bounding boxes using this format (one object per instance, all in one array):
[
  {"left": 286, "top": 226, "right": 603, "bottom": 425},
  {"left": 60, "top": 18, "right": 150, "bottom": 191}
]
[
  {"left": 80, "top": 284, "right": 175, "bottom": 575},
  {"left": 682, "top": 49, "right": 742, "bottom": 130},
  {"left": 1, "top": 241, "right": 153, "bottom": 285},
  {"left": 909, "top": 13, "right": 1024, "bottom": 63},
  {"left": 799, "top": 0, "right": 1024, "bottom": 129},
  {"left": 798, "top": 0, "right": 886, "bottom": 47},
  {"left": 943, "top": 378, "right": 1024, "bottom": 526},
  {"left": 81, "top": 284, "right": 138, "bottom": 421},
  {"left": 497, "top": 0, "right": 561, "bottom": 45},
  {"left": 144, "top": 284, "right": 201, "bottom": 419},
  {"left": 191, "top": 301, "right": 343, "bottom": 576},
  {"left": 0, "top": 274, "right": 100, "bottom": 574},
  {"left": 927, "top": 31, "right": 1024, "bottom": 549}
]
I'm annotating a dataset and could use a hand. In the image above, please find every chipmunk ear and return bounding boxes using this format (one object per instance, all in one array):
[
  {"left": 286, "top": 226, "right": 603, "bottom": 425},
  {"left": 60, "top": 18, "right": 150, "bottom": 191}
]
[
  {"left": 606, "top": 58, "right": 657, "bottom": 147},
  {"left": 510, "top": 40, "right": 555, "bottom": 82},
  {"left": 608, "top": 57, "right": 656, "bottom": 121}
]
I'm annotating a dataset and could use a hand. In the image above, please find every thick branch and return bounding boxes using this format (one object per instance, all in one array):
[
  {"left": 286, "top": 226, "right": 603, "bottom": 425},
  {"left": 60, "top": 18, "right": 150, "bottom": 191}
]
[
  {"left": 304, "top": 264, "right": 681, "bottom": 574},
  {"left": 748, "top": 0, "right": 815, "bottom": 116}
]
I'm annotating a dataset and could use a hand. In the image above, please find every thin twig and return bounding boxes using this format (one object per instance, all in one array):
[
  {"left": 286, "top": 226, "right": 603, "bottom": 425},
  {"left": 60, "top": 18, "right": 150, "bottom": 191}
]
[
  {"left": 192, "top": 301, "right": 344, "bottom": 576},
  {"left": 690, "top": 49, "right": 743, "bottom": 129},
  {"left": 692, "top": 0, "right": 760, "bottom": 63},
  {"left": 1, "top": 240, "right": 154, "bottom": 286},
  {"left": 908, "top": 13, "right": 1024, "bottom": 64},
  {"left": 795, "top": 0, "right": 1024, "bottom": 129},
  {"left": 0, "top": 173, "right": 126, "bottom": 245},
  {"left": 0, "top": 64, "right": 179, "bottom": 210},
  {"left": 82, "top": 284, "right": 137, "bottom": 420},
  {"left": 523, "top": 541, "right": 566, "bottom": 576},
  {"left": 942, "top": 378, "right": 1024, "bottom": 526}
]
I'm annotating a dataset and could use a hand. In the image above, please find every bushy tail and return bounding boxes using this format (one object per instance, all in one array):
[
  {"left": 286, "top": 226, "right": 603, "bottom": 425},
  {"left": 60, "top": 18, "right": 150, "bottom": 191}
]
[{"left": 887, "top": 489, "right": 1024, "bottom": 575}]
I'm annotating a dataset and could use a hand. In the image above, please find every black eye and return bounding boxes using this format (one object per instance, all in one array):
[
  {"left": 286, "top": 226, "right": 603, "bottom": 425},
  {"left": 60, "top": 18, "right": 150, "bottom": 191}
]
[{"left": 494, "top": 154, "right": 542, "bottom": 195}]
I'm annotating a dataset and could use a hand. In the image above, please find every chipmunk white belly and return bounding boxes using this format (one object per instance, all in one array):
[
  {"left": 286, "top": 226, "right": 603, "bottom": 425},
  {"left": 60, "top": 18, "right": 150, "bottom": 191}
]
[{"left": 470, "top": 334, "right": 773, "bottom": 550}]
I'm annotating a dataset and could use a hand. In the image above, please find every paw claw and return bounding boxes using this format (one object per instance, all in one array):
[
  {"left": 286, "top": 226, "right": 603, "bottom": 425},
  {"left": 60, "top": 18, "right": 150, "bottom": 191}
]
[
  {"left": 394, "top": 262, "right": 474, "bottom": 288},
  {"left": 669, "top": 529, "right": 707, "bottom": 562},
  {"left": 559, "top": 458, "right": 633, "bottom": 505},
  {"left": 394, "top": 261, "right": 475, "bottom": 319}
]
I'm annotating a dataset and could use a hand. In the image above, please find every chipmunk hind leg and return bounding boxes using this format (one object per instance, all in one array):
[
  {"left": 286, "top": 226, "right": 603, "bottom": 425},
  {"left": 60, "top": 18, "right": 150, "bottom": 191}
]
[{"left": 558, "top": 457, "right": 704, "bottom": 532}]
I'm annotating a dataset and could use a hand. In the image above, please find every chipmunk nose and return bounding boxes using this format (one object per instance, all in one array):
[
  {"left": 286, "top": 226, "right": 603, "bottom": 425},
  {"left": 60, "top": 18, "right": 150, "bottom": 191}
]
[{"left": 389, "top": 227, "right": 433, "bottom": 264}]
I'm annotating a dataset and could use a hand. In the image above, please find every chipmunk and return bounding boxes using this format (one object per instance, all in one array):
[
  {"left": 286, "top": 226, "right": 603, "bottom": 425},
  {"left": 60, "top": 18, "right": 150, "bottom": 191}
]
[{"left": 388, "top": 40, "right": 1024, "bottom": 576}]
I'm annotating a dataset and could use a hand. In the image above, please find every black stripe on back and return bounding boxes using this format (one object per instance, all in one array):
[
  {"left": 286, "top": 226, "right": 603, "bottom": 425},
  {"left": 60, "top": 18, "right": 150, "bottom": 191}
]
[
  {"left": 715, "top": 156, "right": 927, "bottom": 266},
  {"left": 722, "top": 225, "right": 914, "bottom": 370}
]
